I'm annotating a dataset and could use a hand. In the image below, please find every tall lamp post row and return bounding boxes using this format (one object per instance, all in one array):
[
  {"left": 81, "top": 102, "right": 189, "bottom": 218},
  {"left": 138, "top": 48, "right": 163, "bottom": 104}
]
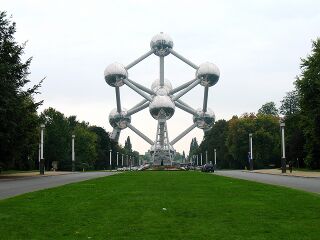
[
  {"left": 191, "top": 121, "right": 286, "bottom": 172},
  {"left": 39, "top": 124, "right": 76, "bottom": 174},
  {"left": 248, "top": 121, "right": 286, "bottom": 172},
  {"left": 108, "top": 149, "right": 137, "bottom": 170},
  {"left": 39, "top": 124, "right": 141, "bottom": 173}
]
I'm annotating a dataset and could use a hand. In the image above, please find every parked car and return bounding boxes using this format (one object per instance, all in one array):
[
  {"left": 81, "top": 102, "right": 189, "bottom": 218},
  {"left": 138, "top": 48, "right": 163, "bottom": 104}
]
[{"left": 201, "top": 163, "right": 214, "bottom": 172}]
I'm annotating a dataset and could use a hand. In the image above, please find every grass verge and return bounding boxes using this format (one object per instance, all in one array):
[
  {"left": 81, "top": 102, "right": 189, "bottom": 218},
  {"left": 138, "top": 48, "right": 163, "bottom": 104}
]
[{"left": 0, "top": 171, "right": 319, "bottom": 240}]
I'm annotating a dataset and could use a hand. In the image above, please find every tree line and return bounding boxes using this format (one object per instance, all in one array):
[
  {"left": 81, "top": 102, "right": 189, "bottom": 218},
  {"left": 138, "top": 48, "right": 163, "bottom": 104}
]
[
  {"left": 191, "top": 38, "right": 320, "bottom": 169},
  {"left": 0, "top": 12, "right": 138, "bottom": 171}
]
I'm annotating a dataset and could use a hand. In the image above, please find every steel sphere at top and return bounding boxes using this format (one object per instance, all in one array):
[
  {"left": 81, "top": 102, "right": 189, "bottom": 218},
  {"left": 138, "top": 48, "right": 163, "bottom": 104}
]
[
  {"left": 193, "top": 108, "right": 215, "bottom": 130},
  {"left": 104, "top": 62, "right": 128, "bottom": 87},
  {"left": 109, "top": 108, "right": 131, "bottom": 130},
  {"left": 150, "top": 32, "right": 174, "bottom": 57},
  {"left": 196, "top": 62, "right": 220, "bottom": 87}
]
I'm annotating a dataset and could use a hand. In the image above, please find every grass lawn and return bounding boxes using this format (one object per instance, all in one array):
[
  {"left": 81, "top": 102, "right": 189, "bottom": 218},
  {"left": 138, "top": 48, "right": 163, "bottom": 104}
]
[{"left": 0, "top": 171, "right": 319, "bottom": 240}]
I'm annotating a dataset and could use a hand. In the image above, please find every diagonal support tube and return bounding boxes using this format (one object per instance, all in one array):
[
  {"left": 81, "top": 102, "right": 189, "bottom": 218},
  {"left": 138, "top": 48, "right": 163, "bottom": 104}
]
[
  {"left": 126, "top": 102, "right": 150, "bottom": 116},
  {"left": 160, "top": 56, "right": 164, "bottom": 86},
  {"left": 176, "top": 99, "right": 194, "bottom": 110},
  {"left": 170, "top": 123, "right": 197, "bottom": 145},
  {"left": 127, "top": 79, "right": 154, "bottom": 95},
  {"left": 172, "top": 79, "right": 201, "bottom": 101},
  {"left": 131, "top": 99, "right": 148, "bottom": 109},
  {"left": 203, "top": 86, "right": 209, "bottom": 112},
  {"left": 123, "top": 78, "right": 153, "bottom": 102},
  {"left": 126, "top": 49, "right": 154, "bottom": 70},
  {"left": 169, "top": 49, "right": 199, "bottom": 69},
  {"left": 175, "top": 101, "right": 198, "bottom": 116},
  {"left": 110, "top": 128, "right": 121, "bottom": 142},
  {"left": 170, "top": 79, "right": 197, "bottom": 95},
  {"left": 127, "top": 123, "right": 154, "bottom": 145},
  {"left": 115, "top": 87, "right": 122, "bottom": 112}
]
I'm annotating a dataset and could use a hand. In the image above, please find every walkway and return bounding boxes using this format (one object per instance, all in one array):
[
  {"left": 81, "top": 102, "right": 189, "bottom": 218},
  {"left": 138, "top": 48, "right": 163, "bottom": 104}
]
[
  {"left": 0, "top": 171, "right": 118, "bottom": 200},
  {"left": 215, "top": 170, "right": 320, "bottom": 194}
]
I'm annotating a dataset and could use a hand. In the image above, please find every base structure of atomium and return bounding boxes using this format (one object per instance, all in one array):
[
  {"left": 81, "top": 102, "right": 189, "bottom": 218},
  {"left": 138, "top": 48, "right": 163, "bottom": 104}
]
[{"left": 104, "top": 32, "right": 220, "bottom": 166}]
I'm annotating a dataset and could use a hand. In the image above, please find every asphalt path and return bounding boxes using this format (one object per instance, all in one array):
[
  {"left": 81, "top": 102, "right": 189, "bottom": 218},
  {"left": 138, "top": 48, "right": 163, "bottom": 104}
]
[
  {"left": 215, "top": 170, "right": 320, "bottom": 194},
  {"left": 0, "top": 172, "right": 118, "bottom": 200}
]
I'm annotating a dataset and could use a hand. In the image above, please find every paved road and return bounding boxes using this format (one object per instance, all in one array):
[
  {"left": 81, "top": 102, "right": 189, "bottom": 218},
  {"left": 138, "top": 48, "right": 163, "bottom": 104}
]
[
  {"left": 0, "top": 172, "right": 118, "bottom": 200},
  {"left": 215, "top": 170, "right": 320, "bottom": 194}
]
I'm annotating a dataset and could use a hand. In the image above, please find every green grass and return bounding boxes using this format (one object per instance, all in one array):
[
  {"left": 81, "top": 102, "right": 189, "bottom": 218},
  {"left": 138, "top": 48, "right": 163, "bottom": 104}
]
[{"left": 0, "top": 172, "right": 319, "bottom": 240}]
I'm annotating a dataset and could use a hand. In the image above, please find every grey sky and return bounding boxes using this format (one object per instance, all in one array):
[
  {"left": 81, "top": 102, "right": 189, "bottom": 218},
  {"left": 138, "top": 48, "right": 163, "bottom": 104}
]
[{"left": 2, "top": 0, "right": 320, "bottom": 154}]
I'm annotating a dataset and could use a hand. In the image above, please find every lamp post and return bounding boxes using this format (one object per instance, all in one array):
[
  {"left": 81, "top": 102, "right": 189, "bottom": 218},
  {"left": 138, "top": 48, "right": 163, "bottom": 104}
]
[
  {"left": 249, "top": 133, "right": 253, "bottom": 170},
  {"left": 109, "top": 149, "right": 112, "bottom": 170},
  {"left": 116, "top": 152, "right": 119, "bottom": 168},
  {"left": 280, "top": 122, "right": 286, "bottom": 173},
  {"left": 72, "top": 134, "right": 75, "bottom": 172},
  {"left": 40, "top": 124, "right": 45, "bottom": 175},
  {"left": 214, "top": 148, "right": 217, "bottom": 168},
  {"left": 121, "top": 154, "right": 124, "bottom": 167},
  {"left": 38, "top": 143, "right": 41, "bottom": 171}
]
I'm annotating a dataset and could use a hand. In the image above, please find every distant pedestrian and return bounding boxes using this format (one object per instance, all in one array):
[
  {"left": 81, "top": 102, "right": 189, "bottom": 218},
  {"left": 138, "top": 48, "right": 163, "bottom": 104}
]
[{"left": 289, "top": 161, "right": 293, "bottom": 173}]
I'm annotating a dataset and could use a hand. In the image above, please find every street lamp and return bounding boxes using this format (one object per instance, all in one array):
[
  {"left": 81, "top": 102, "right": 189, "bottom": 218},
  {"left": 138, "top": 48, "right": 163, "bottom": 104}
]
[
  {"left": 72, "top": 134, "right": 75, "bottom": 172},
  {"left": 116, "top": 152, "right": 119, "bottom": 168},
  {"left": 214, "top": 148, "right": 217, "bottom": 168},
  {"left": 249, "top": 133, "right": 253, "bottom": 170},
  {"left": 121, "top": 154, "right": 124, "bottom": 167},
  {"left": 109, "top": 149, "right": 112, "bottom": 170},
  {"left": 40, "top": 124, "right": 45, "bottom": 175},
  {"left": 280, "top": 122, "right": 286, "bottom": 173}
]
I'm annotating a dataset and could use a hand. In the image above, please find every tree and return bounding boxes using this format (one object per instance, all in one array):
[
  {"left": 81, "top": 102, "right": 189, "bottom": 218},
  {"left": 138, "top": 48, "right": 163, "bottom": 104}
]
[
  {"left": 90, "top": 126, "right": 112, "bottom": 169},
  {"left": 40, "top": 108, "right": 70, "bottom": 170},
  {"left": 201, "top": 120, "right": 230, "bottom": 168},
  {"left": 124, "top": 136, "right": 132, "bottom": 153},
  {"left": 74, "top": 124, "right": 97, "bottom": 170},
  {"left": 258, "top": 102, "right": 278, "bottom": 116},
  {"left": 280, "top": 90, "right": 300, "bottom": 116},
  {"left": 0, "top": 11, "right": 43, "bottom": 169},
  {"left": 295, "top": 38, "right": 320, "bottom": 169}
]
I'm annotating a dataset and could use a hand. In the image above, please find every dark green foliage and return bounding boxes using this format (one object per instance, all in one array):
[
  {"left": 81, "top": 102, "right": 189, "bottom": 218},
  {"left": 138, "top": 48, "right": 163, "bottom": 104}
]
[
  {"left": 0, "top": 11, "right": 42, "bottom": 170},
  {"left": 196, "top": 113, "right": 281, "bottom": 169},
  {"left": 39, "top": 108, "right": 131, "bottom": 170},
  {"left": 89, "top": 126, "right": 111, "bottom": 169},
  {"left": 258, "top": 101, "right": 278, "bottom": 116},
  {"left": 295, "top": 39, "right": 320, "bottom": 169},
  {"left": 0, "top": 172, "right": 319, "bottom": 239},
  {"left": 124, "top": 136, "right": 132, "bottom": 153}
]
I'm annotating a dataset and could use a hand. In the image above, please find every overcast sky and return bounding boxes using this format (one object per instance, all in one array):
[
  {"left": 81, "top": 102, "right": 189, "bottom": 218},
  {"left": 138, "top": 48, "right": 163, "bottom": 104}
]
[{"left": 2, "top": 0, "right": 320, "bottom": 155}]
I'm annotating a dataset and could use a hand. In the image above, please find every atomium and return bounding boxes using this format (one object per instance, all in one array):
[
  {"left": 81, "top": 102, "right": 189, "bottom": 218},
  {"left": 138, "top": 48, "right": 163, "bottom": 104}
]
[{"left": 104, "top": 33, "right": 220, "bottom": 165}]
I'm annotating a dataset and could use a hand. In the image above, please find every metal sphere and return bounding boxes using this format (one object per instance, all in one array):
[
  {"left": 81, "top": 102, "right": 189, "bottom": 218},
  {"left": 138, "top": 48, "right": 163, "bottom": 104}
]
[
  {"left": 149, "top": 95, "right": 175, "bottom": 120},
  {"left": 196, "top": 62, "right": 220, "bottom": 87},
  {"left": 151, "top": 79, "right": 172, "bottom": 93},
  {"left": 193, "top": 108, "right": 215, "bottom": 130},
  {"left": 104, "top": 62, "right": 127, "bottom": 87},
  {"left": 150, "top": 32, "right": 173, "bottom": 57},
  {"left": 108, "top": 108, "right": 131, "bottom": 129}
]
